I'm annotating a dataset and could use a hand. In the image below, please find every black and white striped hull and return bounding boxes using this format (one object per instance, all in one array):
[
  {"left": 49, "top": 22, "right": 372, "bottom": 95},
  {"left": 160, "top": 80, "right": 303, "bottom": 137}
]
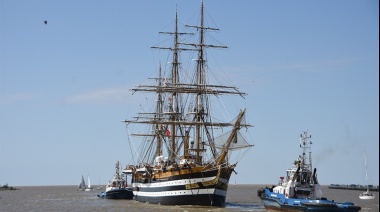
[{"left": 131, "top": 168, "right": 232, "bottom": 206}]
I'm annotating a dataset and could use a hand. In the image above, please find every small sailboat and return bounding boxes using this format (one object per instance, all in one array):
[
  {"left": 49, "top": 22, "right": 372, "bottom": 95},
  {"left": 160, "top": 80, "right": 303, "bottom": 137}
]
[
  {"left": 359, "top": 151, "right": 375, "bottom": 200},
  {"left": 85, "top": 176, "right": 94, "bottom": 191},
  {"left": 97, "top": 177, "right": 102, "bottom": 190},
  {"left": 77, "top": 175, "right": 86, "bottom": 191}
]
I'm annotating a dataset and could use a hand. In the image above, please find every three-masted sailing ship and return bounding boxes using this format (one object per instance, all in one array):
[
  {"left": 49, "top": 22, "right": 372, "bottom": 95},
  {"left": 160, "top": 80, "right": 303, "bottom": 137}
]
[{"left": 122, "top": 1, "right": 254, "bottom": 206}]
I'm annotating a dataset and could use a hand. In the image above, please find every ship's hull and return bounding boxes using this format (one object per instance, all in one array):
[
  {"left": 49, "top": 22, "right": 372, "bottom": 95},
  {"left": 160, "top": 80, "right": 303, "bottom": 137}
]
[
  {"left": 258, "top": 188, "right": 361, "bottom": 212},
  {"left": 131, "top": 166, "right": 232, "bottom": 206},
  {"left": 105, "top": 188, "right": 134, "bottom": 199}
]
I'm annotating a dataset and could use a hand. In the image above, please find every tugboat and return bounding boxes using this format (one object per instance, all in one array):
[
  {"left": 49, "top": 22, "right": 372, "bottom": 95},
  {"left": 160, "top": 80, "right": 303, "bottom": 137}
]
[
  {"left": 101, "top": 161, "right": 133, "bottom": 199},
  {"left": 257, "top": 131, "right": 361, "bottom": 212}
]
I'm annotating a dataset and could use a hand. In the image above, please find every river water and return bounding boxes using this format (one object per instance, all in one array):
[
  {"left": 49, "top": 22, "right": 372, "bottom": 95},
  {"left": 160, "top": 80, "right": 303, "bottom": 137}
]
[{"left": 0, "top": 185, "right": 378, "bottom": 211}]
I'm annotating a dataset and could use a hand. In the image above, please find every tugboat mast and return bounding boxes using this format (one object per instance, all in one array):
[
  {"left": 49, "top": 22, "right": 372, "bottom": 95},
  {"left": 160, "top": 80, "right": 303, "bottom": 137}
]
[{"left": 300, "top": 131, "right": 313, "bottom": 183}]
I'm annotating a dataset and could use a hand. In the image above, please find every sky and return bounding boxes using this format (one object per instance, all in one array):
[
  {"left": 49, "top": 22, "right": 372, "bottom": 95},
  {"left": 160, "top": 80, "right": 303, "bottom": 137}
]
[{"left": 0, "top": 0, "right": 378, "bottom": 187}]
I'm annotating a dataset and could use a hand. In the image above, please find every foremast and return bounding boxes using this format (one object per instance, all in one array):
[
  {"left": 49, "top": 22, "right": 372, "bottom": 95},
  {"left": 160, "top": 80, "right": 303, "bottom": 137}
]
[{"left": 151, "top": 8, "right": 195, "bottom": 163}]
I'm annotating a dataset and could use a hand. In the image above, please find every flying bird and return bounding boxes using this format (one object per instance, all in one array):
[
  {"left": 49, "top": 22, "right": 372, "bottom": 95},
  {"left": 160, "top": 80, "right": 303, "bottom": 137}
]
[{"left": 44, "top": 20, "right": 47, "bottom": 25}]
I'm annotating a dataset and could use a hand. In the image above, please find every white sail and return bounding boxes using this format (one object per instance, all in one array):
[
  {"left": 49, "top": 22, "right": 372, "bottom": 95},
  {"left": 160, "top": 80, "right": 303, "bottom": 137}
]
[
  {"left": 85, "top": 175, "right": 94, "bottom": 191},
  {"left": 77, "top": 175, "right": 86, "bottom": 191},
  {"left": 87, "top": 176, "right": 91, "bottom": 188}
]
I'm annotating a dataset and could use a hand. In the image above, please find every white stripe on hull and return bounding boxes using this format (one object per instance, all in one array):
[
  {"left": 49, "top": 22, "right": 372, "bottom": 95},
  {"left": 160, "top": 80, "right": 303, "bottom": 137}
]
[{"left": 133, "top": 188, "right": 227, "bottom": 197}]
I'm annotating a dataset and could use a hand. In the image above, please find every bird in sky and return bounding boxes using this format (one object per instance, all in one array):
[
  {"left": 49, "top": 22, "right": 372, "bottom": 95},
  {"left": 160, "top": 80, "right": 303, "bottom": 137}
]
[{"left": 44, "top": 20, "right": 47, "bottom": 25}]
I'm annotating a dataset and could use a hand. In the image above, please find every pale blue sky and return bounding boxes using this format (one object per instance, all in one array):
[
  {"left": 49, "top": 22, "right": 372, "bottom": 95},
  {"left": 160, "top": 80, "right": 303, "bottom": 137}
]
[{"left": 0, "top": 0, "right": 378, "bottom": 187}]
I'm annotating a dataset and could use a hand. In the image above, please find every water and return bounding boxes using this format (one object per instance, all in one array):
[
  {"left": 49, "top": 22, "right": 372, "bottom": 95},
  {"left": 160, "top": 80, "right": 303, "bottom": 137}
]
[{"left": 0, "top": 185, "right": 378, "bottom": 211}]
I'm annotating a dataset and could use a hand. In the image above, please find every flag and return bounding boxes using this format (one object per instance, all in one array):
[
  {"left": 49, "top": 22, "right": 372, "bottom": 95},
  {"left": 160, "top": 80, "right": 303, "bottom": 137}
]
[{"left": 165, "top": 127, "right": 170, "bottom": 137}]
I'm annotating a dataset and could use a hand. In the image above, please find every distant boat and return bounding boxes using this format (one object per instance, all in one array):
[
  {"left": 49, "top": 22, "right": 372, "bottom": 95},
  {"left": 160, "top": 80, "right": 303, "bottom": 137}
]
[
  {"left": 77, "top": 175, "right": 86, "bottom": 191},
  {"left": 359, "top": 152, "right": 375, "bottom": 200},
  {"left": 97, "top": 177, "right": 102, "bottom": 190},
  {"left": 85, "top": 176, "right": 94, "bottom": 191},
  {"left": 257, "top": 131, "right": 361, "bottom": 212}
]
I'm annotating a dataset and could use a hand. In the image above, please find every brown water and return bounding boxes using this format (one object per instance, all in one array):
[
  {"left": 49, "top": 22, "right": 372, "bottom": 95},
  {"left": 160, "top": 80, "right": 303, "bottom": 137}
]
[{"left": 0, "top": 185, "right": 378, "bottom": 211}]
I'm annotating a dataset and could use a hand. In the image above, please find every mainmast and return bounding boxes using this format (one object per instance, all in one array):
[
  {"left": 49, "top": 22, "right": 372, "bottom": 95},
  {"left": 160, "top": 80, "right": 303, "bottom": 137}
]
[
  {"left": 185, "top": 1, "right": 227, "bottom": 164},
  {"left": 170, "top": 9, "right": 180, "bottom": 162},
  {"left": 195, "top": 1, "right": 205, "bottom": 164}
]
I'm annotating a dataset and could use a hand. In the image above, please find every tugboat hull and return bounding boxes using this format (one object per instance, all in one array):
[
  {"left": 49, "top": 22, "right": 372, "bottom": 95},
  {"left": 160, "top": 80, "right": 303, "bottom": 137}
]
[
  {"left": 106, "top": 188, "right": 134, "bottom": 199},
  {"left": 258, "top": 187, "right": 361, "bottom": 212}
]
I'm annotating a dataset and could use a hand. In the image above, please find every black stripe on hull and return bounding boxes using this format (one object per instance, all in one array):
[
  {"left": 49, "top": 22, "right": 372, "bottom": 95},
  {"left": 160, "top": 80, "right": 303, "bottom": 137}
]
[{"left": 135, "top": 193, "right": 226, "bottom": 206}]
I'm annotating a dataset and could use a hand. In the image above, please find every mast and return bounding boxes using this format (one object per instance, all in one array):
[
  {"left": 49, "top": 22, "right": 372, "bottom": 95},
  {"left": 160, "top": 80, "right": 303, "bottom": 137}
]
[
  {"left": 299, "top": 131, "right": 313, "bottom": 183},
  {"left": 364, "top": 152, "right": 369, "bottom": 192},
  {"left": 115, "top": 160, "right": 120, "bottom": 178},
  {"left": 151, "top": 7, "right": 195, "bottom": 163},
  {"left": 194, "top": 1, "right": 205, "bottom": 164},
  {"left": 169, "top": 8, "right": 179, "bottom": 162},
  {"left": 216, "top": 109, "right": 246, "bottom": 165},
  {"left": 156, "top": 65, "right": 163, "bottom": 158},
  {"left": 185, "top": 0, "right": 228, "bottom": 164}
]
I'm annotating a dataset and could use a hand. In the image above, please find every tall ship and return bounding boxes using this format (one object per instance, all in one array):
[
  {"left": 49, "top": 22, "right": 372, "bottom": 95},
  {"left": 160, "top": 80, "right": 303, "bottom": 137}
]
[{"left": 122, "top": 1, "right": 254, "bottom": 206}]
